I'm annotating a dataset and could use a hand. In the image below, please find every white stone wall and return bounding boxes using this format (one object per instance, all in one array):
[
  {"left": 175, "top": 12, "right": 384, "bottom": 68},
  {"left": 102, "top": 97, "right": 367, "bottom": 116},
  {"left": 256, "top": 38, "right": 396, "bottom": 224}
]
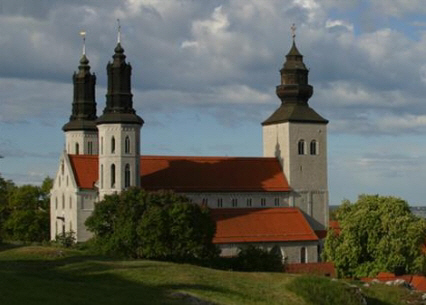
[
  {"left": 218, "top": 241, "right": 319, "bottom": 264},
  {"left": 263, "top": 122, "right": 328, "bottom": 230},
  {"left": 98, "top": 123, "right": 141, "bottom": 199},
  {"left": 65, "top": 130, "right": 98, "bottom": 155},
  {"left": 50, "top": 153, "right": 97, "bottom": 242}
]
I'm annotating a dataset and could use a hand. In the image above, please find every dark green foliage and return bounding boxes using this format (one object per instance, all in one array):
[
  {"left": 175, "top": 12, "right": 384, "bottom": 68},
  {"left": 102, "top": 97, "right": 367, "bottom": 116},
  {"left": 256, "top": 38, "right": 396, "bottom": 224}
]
[
  {"left": 55, "top": 231, "right": 76, "bottom": 248},
  {"left": 287, "top": 275, "right": 366, "bottom": 305},
  {"left": 0, "top": 176, "right": 51, "bottom": 243},
  {"left": 231, "top": 245, "right": 284, "bottom": 272},
  {"left": 85, "top": 188, "right": 217, "bottom": 261},
  {"left": 323, "top": 195, "right": 426, "bottom": 278}
]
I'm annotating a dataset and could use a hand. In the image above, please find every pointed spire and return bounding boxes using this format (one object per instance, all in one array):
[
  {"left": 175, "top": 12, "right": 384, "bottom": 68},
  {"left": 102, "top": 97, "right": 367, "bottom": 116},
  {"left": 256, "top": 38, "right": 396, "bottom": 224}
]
[
  {"left": 63, "top": 32, "right": 97, "bottom": 132},
  {"left": 117, "top": 19, "right": 121, "bottom": 44}
]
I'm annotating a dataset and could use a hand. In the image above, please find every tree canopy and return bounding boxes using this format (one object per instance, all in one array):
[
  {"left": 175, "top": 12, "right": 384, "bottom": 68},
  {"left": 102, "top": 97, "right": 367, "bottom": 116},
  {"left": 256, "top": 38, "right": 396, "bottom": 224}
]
[
  {"left": 323, "top": 195, "right": 426, "bottom": 278},
  {"left": 0, "top": 175, "right": 51, "bottom": 243},
  {"left": 85, "top": 188, "right": 217, "bottom": 261}
]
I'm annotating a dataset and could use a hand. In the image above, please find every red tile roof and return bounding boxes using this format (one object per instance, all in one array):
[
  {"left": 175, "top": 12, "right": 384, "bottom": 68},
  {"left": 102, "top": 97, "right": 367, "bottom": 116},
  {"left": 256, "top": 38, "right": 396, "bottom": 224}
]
[
  {"left": 68, "top": 155, "right": 290, "bottom": 192},
  {"left": 211, "top": 208, "right": 318, "bottom": 243},
  {"left": 286, "top": 262, "right": 336, "bottom": 277},
  {"left": 68, "top": 155, "right": 98, "bottom": 190}
]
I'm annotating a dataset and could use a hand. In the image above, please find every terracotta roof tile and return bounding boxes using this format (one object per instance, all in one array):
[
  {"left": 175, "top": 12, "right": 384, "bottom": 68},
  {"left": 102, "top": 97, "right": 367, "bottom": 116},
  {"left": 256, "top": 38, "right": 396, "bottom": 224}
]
[
  {"left": 211, "top": 208, "right": 318, "bottom": 243},
  {"left": 68, "top": 155, "right": 290, "bottom": 192},
  {"left": 68, "top": 155, "right": 98, "bottom": 189}
]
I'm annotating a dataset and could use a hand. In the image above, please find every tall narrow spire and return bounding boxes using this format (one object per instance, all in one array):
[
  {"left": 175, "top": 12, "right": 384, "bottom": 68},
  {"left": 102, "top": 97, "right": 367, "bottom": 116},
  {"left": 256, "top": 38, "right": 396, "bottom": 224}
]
[
  {"left": 80, "top": 31, "right": 86, "bottom": 55},
  {"left": 117, "top": 19, "right": 121, "bottom": 44},
  {"left": 63, "top": 32, "right": 97, "bottom": 131},
  {"left": 96, "top": 33, "right": 143, "bottom": 125}
]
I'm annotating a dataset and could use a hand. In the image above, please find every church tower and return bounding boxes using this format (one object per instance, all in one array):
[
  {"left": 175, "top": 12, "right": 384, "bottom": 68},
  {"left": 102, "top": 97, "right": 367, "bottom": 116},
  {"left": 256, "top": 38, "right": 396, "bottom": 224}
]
[
  {"left": 62, "top": 34, "right": 98, "bottom": 155},
  {"left": 262, "top": 29, "right": 329, "bottom": 230},
  {"left": 96, "top": 31, "right": 144, "bottom": 199}
]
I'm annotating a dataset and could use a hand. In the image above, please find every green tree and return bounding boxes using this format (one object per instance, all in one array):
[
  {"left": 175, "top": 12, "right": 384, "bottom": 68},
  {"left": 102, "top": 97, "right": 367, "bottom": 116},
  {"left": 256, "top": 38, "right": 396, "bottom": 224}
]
[
  {"left": 85, "top": 188, "right": 217, "bottom": 261},
  {"left": 0, "top": 175, "right": 16, "bottom": 242},
  {"left": 323, "top": 195, "right": 426, "bottom": 278},
  {"left": 4, "top": 177, "right": 52, "bottom": 242}
]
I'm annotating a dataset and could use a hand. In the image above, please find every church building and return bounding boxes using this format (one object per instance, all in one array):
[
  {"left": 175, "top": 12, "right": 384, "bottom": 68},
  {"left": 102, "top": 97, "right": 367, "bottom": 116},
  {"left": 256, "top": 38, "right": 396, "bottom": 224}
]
[{"left": 50, "top": 31, "right": 329, "bottom": 264}]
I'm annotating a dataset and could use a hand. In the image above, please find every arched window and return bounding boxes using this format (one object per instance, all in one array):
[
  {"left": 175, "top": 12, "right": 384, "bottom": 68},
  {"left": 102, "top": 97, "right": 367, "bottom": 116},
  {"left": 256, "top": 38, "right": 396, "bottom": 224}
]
[
  {"left": 125, "top": 136, "right": 130, "bottom": 154},
  {"left": 100, "top": 164, "right": 103, "bottom": 188},
  {"left": 298, "top": 140, "right": 305, "bottom": 155},
  {"left": 111, "top": 137, "right": 115, "bottom": 154},
  {"left": 310, "top": 140, "right": 317, "bottom": 155},
  {"left": 300, "top": 247, "right": 307, "bottom": 263},
  {"left": 75, "top": 143, "right": 79, "bottom": 155},
  {"left": 124, "top": 164, "right": 130, "bottom": 188},
  {"left": 111, "top": 164, "right": 116, "bottom": 188}
]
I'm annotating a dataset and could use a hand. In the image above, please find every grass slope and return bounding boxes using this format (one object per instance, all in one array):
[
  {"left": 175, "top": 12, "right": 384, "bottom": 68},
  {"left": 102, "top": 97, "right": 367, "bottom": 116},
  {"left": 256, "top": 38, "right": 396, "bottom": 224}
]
[{"left": 0, "top": 245, "right": 422, "bottom": 305}]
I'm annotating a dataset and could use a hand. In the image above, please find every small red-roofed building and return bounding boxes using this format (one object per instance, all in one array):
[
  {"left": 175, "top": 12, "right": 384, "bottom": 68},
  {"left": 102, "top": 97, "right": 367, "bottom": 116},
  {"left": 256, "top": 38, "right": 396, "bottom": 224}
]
[{"left": 50, "top": 35, "right": 329, "bottom": 264}]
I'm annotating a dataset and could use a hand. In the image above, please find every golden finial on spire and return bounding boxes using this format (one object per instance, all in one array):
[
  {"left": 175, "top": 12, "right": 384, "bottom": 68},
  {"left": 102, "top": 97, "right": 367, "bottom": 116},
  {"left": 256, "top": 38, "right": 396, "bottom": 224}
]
[
  {"left": 117, "top": 18, "right": 121, "bottom": 43},
  {"left": 80, "top": 30, "right": 86, "bottom": 55},
  {"left": 291, "top": 23, "right": 296, "bottom": 41}
]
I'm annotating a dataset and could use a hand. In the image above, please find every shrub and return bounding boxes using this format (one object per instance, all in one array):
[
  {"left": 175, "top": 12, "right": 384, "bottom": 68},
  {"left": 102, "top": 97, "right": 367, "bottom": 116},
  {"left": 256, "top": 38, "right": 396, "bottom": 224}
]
[
  {"left": 55, "top": 231, "right": 76, "bottom": 248},
  {"left": 232, "top": 245, "right": 284, "bottom": 272}
]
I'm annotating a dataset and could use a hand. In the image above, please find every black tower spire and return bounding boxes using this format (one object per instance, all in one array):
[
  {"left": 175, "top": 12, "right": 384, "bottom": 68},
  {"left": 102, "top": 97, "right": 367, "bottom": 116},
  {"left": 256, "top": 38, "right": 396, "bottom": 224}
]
[
  {"left": 262, "top": 35, "right": 327, "bottom": 126},
  {"left": 96, "top": 42, "right": 143, "bottom": 125},
  {"left": 63, "top": 54, "right": 97, "bottom": 131}
]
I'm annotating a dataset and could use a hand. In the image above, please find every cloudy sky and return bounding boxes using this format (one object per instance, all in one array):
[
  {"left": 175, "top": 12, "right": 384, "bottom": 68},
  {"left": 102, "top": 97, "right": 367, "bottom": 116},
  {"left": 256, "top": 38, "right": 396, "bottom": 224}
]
[{"left": 1, "top": 0, "right": 426, "bottom": 205}]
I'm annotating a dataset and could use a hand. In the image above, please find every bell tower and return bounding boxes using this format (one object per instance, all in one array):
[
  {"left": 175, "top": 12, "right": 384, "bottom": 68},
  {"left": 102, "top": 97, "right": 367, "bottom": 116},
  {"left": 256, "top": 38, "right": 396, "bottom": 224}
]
[
  {"left": 262, "top": 26, "right": 329, "bottom": 230},
  {"left": 63, "top": 32, "right": 98, "bottom": 155},
  {"left": 97, "top": 23, "right": 144, "bottom": 199}
]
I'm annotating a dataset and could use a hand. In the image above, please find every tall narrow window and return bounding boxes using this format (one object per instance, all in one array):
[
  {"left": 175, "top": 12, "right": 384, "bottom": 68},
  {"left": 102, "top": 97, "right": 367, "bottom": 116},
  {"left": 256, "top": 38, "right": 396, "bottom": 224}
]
[
  {"left": 300, "top": 247, "right": 307, "bottom": 263},
  {"left": 274, "top": 198, "right": 280, "bottom": 206},
  {"left": 55, "top": 222, "right": 58, "bottom": 235},
  {"left": 202, "top": 198, "right": 208, "bottom": 205},
  {"left": 232, "top": 198, "right": 238, "bottom": 207},
  {"left": 246, "top": 198, "right": 252, "bottom": 207},
  {"left": 111, "top": 137, "right": 115, "bottom": 154},
  {"left": 88, "top": 141, "right": 93, "bottom": 154},
  {"left": 69, "top": 196, "right": 72, "bottom": 209},
  {"left": 55, "top": 197, "right": 58, "bottom": 210},
  {"left": 75, "top": 143, "right": 79, "bottom": 155},
  {"left": 101, "top": 137, "right": 103, "bottom": 154},
  {"left": 111, "top": 164, "right": 116, "bottom": 188},
  {"left": 124, "top": 164, "right": 131, "bottom": 188},
  {"left": 100, "top": 164, "right": 104, "bottom": 188},
  {"left": 217, "top": 198, "right": 223, "bottom": 208},
  {"left": 298, "top": 140, "right": 305, "bottom": 155},
  {"left": 261, "top": 198, "right": 266, "bottom": 207},
  {"left": 62, "top": 194, "right": 65, "bottom": 209},
  {"left": 125, "top": 136, "right": 130, "bottom": 154},
  {"left": 310, "top": 140, "right": 317, "bottom": 155},
  {"left": 61, "top": 161, "right": 64, "bottom": 175}
]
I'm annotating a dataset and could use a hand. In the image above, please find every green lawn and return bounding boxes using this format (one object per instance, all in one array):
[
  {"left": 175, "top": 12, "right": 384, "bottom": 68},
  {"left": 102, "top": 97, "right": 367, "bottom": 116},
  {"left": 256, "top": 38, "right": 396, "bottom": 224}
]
[{"left": 0, "top": 245, "right": 423, "bottom": 305}]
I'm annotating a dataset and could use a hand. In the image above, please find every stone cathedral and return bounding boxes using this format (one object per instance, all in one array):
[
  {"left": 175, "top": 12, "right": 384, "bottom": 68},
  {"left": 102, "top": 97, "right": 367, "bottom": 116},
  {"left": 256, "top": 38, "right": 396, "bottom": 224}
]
[{"left": 50, "top": 34, "right": 329, "bottom": 264}]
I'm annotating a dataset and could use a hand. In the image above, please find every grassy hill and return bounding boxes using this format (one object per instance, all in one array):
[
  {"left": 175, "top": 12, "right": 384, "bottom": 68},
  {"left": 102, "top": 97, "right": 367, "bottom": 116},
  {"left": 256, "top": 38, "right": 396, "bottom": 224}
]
[{"left": 0, "top": 245, "right": 423, "bottom": 305}]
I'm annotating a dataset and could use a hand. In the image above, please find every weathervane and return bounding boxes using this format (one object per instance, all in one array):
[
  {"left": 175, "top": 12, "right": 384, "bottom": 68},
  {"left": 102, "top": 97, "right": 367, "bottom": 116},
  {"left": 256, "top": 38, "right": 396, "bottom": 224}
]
[
  {"left": 291, "top": 23, "right": 296, "bottom": 41},
  {"left": 80, "top": 30, "right": 86, "bottom": 55},
  {"left": 117, "top": 18, "right": 121, "bottom": 43}
]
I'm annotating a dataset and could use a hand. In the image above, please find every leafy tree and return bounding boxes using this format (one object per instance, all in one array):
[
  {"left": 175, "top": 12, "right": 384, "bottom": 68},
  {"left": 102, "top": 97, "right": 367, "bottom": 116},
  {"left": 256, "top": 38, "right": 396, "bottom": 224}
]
[
  {"left": 233, "top": 245, "right": 284, "bottom": 272},
  {"left": 323, "top": 195, "right": 426, "bottom": 278},
  {"left": 86, "top": 188, "right": 217, "bottom": 260},
  {"left": 0, "top": 175, "right": 16, "bottom": 242},
  {"left": 3, "top": 177, "right": 52, "bottom": 242}
]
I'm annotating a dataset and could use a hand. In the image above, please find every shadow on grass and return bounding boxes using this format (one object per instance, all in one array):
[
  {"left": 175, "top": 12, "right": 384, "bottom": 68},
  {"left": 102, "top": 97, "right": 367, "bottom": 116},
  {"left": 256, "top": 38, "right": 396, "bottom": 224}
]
[
  {"left": 364, "top": 296, "right": 394, "bottom": 305},
  {"left": 0, "top": 253, "right": 244, "bottom": 305}
]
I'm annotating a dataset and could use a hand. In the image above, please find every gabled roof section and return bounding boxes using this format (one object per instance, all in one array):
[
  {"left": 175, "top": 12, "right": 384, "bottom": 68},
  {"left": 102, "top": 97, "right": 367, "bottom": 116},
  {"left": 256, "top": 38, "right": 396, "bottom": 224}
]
[
  {"left": 211, "top": 208, "right": 318, "bottom": 243},
  {"left": 68, "top": 155, "right": 98, "bottom": 190},
  {"left": 67, "top": 155, "right": 290, "bottom": 192},
  {"left": 140, "top": 156, "right": 290, "bottom": 192}
]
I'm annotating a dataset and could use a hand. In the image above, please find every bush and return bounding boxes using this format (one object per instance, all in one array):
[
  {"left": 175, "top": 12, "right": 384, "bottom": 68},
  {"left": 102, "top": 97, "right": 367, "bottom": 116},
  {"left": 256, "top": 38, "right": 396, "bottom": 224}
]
[
  {"left": 55, "top": 231, "right": 76, "bottom": 248},
  {"left": 232, "top": 245, "right": 284, "bottom": 272}
]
